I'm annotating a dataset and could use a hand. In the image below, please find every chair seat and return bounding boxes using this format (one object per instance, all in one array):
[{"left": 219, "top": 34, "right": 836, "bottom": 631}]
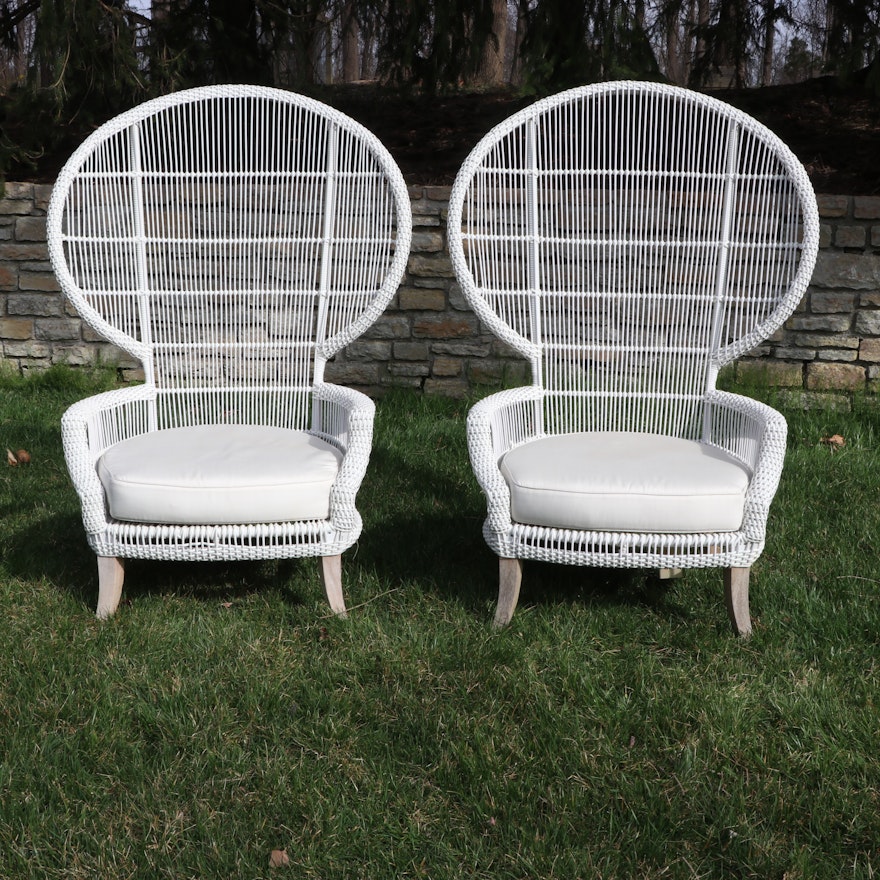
[
  {"left": 499, "top": 432, "right": 751, "bottom": 533},
  {"left": 97, "top": 425, "right": 342, "bottom": 525}
]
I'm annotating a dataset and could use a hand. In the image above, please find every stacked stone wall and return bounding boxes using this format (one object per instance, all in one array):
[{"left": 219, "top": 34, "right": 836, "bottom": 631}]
[{"left": 3, "top": 182, "right": 880, "bottom": 406}]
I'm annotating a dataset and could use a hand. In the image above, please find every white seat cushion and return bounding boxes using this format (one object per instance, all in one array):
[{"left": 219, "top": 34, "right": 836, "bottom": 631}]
[
  {"left": 499, "top": 432, "right": 751, "bottom": 533},
  {"left": 97, "top": 425, "right": 342, "bottom": 525}
]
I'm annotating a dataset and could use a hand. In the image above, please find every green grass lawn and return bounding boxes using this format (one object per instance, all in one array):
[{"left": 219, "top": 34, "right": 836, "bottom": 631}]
[{"left": 1, "top": 367, "right": 879, "bottom": 879}]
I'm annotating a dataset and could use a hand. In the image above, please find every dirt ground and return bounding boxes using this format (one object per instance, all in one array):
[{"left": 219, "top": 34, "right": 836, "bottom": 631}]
[{"left": 331, "top": 77, "right": 880, "bottom": 194}]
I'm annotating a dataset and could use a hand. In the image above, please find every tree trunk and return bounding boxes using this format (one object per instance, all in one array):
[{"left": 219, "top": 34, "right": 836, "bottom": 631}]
[
  {"left": 479, "top": 0, "right": 510, "bottom": 86},
  {"left": 341, "top": 1, "right": 360, "bottom": 82},
  {"left": 761, "top": 0, "right": 776, "bottom": 85}
]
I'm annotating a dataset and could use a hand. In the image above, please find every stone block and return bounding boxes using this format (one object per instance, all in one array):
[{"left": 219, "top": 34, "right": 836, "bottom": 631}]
[
  {"left": 735, "top": 360, "right": 802, "bottom": 387},
  {"left": 407, "top": 254, "right": 455, "bottom": 279},
  {"left": 835, "top": 225, "right": 866, "bottom": 249},
  {"left": 399, "top": 288, "right": 446, "bottom": 311},
  {"left": 809, "top": 291, "right": 855, "bottom": 313},
  {"left": 35, "top": 317, "right": 81, "bottom": 341},
  {"left": 410, "top": 231, "right": 444, "bottom": 253},
  {"left": 855, "top": 311, "right": 880, "bottom": 336},
  {"left": 393, "top": 341, "right": 429, "bottom": 360},
  {"left": 861, "top": 292, "right": 880, "bottom": 307},
  {"left": 0, "top": 200, "right": 32, "bottom": 216},
  {"left": 423, "top": 377, "right": 468, "bottom": 398},
  {"left": 791, "top": 333, "right": 859, "bottom": 349},
  {"left": 323, "top": 362, "right": 380, "bottom": 385},
  {"left": 412, "top": 315, "right": 478, "bottom": 339},
  {"left": 816, "top": 195, "right": 849, "bottom": 218},
  {"left": 15, "top": 217, "right": 47, "bottom": 242},
  {"left": 432, "top": 356, "right": 462, "bottom": 377},
  {"left": 411, "top": 275, "right": 449, "bottom": 290},
  {"left": 819, "top": 225, "right": 833, "bottom": 248},
  {"left": 0, "top": 265, "right": 16, "bottom": 291},
  {"left": 873, "top": 226, "right": 880, "bottom": 248},
  {"left": 8, "top": 293, "right": 64, "bottom": 317},
  {"left": 432, "top": 340, "right": 492, "bottom": 357},
  {"left": 2, "top": 183, "right": 33, "bottom": 200},
  {"left": 2, "top": 339, "right": 48, "bottom": 358},
  {"left": 82, "top": 324, "right": 110, "bottom": 343},
  {"left": 448, "top": 282, "right": 470, "bottom": 311},
  {"left": 805, "top": 362, "right": 865, "bottom": 391},
  {"left": 18, "top": 273, "right": 61, "bottom": 293},
  {"left": 33, "top": 185, "right": 53, "bottom": 212},
  {"left": 388, "top": 361, "right": 429, "bottom": 377},
  {"left": 363, "top": 316, "right": 411, "bottom": 339},
  {"left": 0, "top": 243, "right": 49, "bottom": 261},
  {"left": 854, "top": 196, "right": 880, "bottom": 219},
  {"left": 816, "top": 349, "right": 858, "bottom": 362},
  {"left": 772, "top": 347, "right": 815, "bottom": 361},
  {"left": 810, "top": 252, "right": 880, "bottom": 290},
  {"left": 51, "top": 344, "right": 100, "bottom": 366},
  {"left": 469, "top": 359, "right": 505, "bottom": 385},
  {"left": 859, "top": 338, "right": 880, "bottom": 362},
  {"left": 787, "top": 314, "right": 852, "bottom": 333},
  {"left": 424, "top": 186, "right": 452, "bottom": 201},
  {"left": 0, "top": 317, "right": 34, "bottom": 340},
  {"left": 345, "top": 339, "right": 392, "bottom": 361}
]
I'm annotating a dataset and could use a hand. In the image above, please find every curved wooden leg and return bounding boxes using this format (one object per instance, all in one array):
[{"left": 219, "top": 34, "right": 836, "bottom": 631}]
[
  {"left": 320, "top": 554, "right": 347, "bottom": 618},
  {"left": 494, "top": 557, "right": 523, "bottom": 629},
  {"left": 96, "top": 556, "right": 125, "bottom": 620},
  {"left": 724, "top": 566, "right": 752, "bottom": 637}
]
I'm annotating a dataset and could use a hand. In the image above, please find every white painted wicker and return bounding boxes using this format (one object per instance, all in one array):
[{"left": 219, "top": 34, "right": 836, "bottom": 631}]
[
  {"left": 48, "top": 85, "right": 412, "bottom": 617},
  {"left": 447, "top": 81, "right": 819, "bottom": 634}
]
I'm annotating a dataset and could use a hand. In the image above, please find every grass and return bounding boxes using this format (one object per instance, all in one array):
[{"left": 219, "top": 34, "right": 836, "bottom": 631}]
[{"left": 1, "top": 367, "right": 880, "bottom": 879}]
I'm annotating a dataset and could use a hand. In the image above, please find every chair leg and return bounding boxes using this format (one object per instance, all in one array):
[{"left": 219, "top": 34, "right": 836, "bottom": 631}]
[
  {"left": 724, "top": 566, "right": 752, "bottom": 637},
  {"left": 494, "top": 557, "right": 523, "bottom": 629},
  {"left": 96, "top": 556, "right": 125, "bottom": 620},
  {"left": 320, "top": 554, "right": 347, "bottom": 618}
]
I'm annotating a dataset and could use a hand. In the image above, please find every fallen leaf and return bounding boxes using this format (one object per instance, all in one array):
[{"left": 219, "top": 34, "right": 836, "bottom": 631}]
[
  {"left": 269, "top": 849, "right": 290, "bottom": 868},
  {"left": 820, "top": 434, "right": 846, "bottom": 450},
  {"left": 15, "top": 448, "right": 30, "bottom": 464},
  {"left": 220, "top": 601, "right": 233, "bottom": 609},
  {"left": 7, "top": 448, "right": 17, "bottom": 467}
]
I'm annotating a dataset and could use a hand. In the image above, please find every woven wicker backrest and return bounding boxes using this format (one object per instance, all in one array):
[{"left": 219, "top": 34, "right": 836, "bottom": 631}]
[
  {"left": 448, "top": 82, "right": 819, "bottom": 439},
  {"left": 48, "top": 85, "right": 411, "bottom": 430}
]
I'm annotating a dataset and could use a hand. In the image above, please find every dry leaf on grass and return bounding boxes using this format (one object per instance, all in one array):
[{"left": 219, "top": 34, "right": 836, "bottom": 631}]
[
  {"left": 820, "top": 434, "right": 846, "bottom": 450},
  {"left": 7, "top": 448, "right": 18, "bottom": 466},
  {"left": 7, "top": 448, "right": 31, "bottom": 466},
  {"left": 269, "top": 849, "right": 290, "bottom": 868}
]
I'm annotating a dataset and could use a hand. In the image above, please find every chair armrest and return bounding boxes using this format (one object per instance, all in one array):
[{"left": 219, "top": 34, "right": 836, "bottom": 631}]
[
  {"left": 704, "top": 390, "right": 788, "bottom": 542},
  {"left": 467, "top": 386, "right": 544, "bottom": 533},
  {"left": 61, "top": 385, "right": 157, "bottom": 535},
  {"left": 312, "top": 382, "right": 376, "bottom": 531}
]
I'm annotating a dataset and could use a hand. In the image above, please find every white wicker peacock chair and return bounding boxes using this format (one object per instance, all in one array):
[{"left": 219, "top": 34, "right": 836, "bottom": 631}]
[
  {"left": 447, "top": 82, "right": 819, "bottom": 634},
  {"left": 48, "top": 85, "right": 412, "bottom": 618}
]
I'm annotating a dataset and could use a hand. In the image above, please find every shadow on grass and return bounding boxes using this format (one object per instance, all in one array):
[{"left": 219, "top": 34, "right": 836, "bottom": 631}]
[
  {"left": 3, "top": 509, "right": 318, "bottom": 613},
  {"left": 358, "top": 443, "right": 686, "bottom": 623}
]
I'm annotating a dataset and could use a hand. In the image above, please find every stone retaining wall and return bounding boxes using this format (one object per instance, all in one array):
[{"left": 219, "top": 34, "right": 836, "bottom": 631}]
[{"left": 3, "top": 182, "right": 880, "bottom": 404}]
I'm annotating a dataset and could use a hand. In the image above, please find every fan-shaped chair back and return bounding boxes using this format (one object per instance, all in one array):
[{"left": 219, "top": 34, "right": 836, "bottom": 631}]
[
  {"left": 448, "top": 82, "right": 819, "bottom": 438},
  {"left": 49, "top": 85, "right": 411, "bottom": 430}
]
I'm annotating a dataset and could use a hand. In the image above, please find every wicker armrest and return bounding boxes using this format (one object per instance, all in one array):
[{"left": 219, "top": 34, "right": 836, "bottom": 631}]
[
  {"left": 467, "top": 386, "right": 544, "bottom": 533},
  {"left": 61, "top": 385, "right": 157, "bottom": 534},
  {"left": 704, "top": 390, "right": 788, "bottom": 542},
  {"left": 312, "top": 382, "right": 376, "bottom": 531}
]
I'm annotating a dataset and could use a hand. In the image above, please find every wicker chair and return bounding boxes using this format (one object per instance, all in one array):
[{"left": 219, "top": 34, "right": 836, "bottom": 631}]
[
  {"left": 47, "top": 85, "right": 411, "bottom": 618},
  {"left": 447, "top": 82, "right": 819, "bottom": 634}
]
